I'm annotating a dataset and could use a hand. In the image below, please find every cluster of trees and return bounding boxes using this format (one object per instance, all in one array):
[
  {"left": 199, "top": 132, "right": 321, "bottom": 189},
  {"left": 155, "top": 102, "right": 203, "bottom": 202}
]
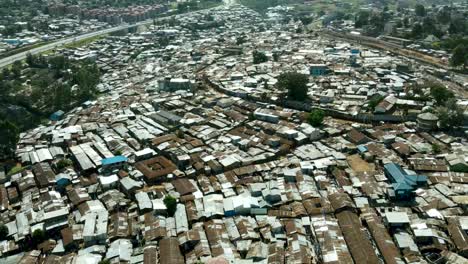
[
  {"left": 1, "top": 24, "right": 24, "bottom": 37},
  {"left": 63, "top": 0, "right": 171, "bottom": 9},
  {"left": 56, "top": 159, "right": 73, "bottom": 171},
  {"left": 430, "top": 85, "right": 455, "bottom": 105},
  {"left": 277, "top": 72, "right": 309, "bottom": 101},
  {"left": 450, "top": 44, "right": 468, "bottom": 68},
  {"left": 252, "top": 50, "right": 268, "bottom": 64},
  {"left": 429, "top": 85, "right": 464, "bottom": 130},
  {"left": 177, "top": 1, "right": 199, "bottom": 13},
  {"left": 239, "top": 0, "right": 302, "bottom": 13},
  {"left": 0, "top": 120, "right": 19, "bottom": 159},
  {"left": 25, "top": 53, "right": 100, "bottom": 111},
  {"left": 322, "top": 10, "right": 354, "bottom": 26},
  {"left": 409, "top": 17, "right": 443, "bottom": 39},
  {"left": 405, "top": 5, "right": 467, "bottom": 40},
  {"left": 436, "top": 98, "right": 464, "bottom": 130},
  {"left": 0, "top": 0, "right": 47, "bottom": 36},
  {"left": 354, "top": 11, "right": 388, "bottom": 36},
  {"left": 0, "top": 54, "right": 101, "bottom": 159}
]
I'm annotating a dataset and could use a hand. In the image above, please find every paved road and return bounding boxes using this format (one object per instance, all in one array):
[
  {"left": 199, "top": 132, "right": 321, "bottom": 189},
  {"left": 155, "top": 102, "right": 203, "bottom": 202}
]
[
  {"left": 0, "top": 25, "right": 128, "bottom": 68},
  {"left": 0, "top": 7, "right": 217, "bottom": 68}
]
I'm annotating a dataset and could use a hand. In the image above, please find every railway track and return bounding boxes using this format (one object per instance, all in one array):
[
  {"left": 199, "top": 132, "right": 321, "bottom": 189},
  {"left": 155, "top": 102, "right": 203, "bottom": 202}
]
[{"left": 320, "top": 30, "right": 449, "bottom": 70}]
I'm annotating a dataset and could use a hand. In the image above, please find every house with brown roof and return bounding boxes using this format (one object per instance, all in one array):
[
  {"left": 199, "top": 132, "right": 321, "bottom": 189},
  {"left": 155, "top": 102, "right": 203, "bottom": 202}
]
[{"left": 135, "top": 156, "right": 177, "bottom": 184}]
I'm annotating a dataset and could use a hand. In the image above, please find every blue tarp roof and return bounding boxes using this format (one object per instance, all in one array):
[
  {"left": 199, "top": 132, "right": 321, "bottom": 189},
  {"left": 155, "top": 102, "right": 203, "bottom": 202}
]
[
  {"left": 357, "top": 145, "right": 368, "bottom": 153},
  {"left": 101, "top": 156, "right": 128, "bottom": 166},
  {"left": 384, "top": 163, "right": 427, "bottom": 191},
  {"left": 50, "top": 110, "right": 65, "bottom": 121}
]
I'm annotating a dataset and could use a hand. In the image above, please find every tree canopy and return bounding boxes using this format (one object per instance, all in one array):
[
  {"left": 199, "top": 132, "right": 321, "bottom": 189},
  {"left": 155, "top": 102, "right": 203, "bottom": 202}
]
[
  {"left": 0, "top": 224, "right": 8, "bottom": 240},
  {"left": 436, "top": 98, "right": 464, "bottom": 130},
  {"left": 415, "top": 4, "right": 426, "bottom": 17},
  {"left": 163, "top": 195, "right": 177, "bottom": 217},
  {"left": 0, "top": 120, "right": 19, "bottom": 159},
  {"left": 308, "top": 109, "right": 325, "bottom": 127},
  {"left": 355, "top": 11, "right": 370, "bottom": 28},
  {"left": 56, "top": 159, "right": 73, "bottom": 171},
  {"left": 32, "top": 229, "right": 46, "bottom": 245},
  {"left": 277, "top": 72, "right": 309, "bottom": 101},
  {"left": 430, "top": 85, "right": 454, "bottom": 106},
  {"left": 253, "top": 50, "right": 268, "bottom": 64},
  {"left": 450, "top": 44, "right": 468, "bottom": 68}
]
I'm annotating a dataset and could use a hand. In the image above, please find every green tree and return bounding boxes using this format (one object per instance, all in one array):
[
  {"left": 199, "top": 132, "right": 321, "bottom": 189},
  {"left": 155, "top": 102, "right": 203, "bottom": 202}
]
[
  {"left": 0, "top": 224, "right": 9, "bottom": 240},
  {"left": 98, "top": 260, "right": 111, "bottom": 264},
  {"left": 415, "top": 4, "right": 426, "bottom": 17},
  {"left": 411, "top": 23, "right": 423, "bottom": 38},
  {"left": 2, "top": 68, "right": 10, "bottom": 80},
  {"left": 32, "top": 229, "right": 46, "bottom": 244},
  {"left": 0, "top": 120, "right": 19, "bottom": 158},
  {"left": 369, "top": 13, "right": 385, "bottom": 33},
  {"left": 26, "top": 53, "right": 35, "bottom": 67},
  {"left": 56, "top": 159, "right": 73, "bottom": 171},
  {"left": 159, "top": 37, "right": 170, "bottom": 47},
  {"left": 175, "top": 129, "right": 184, "bottom": 139},
  {"left": 448, "top": 18, "right": 466, "bottom": 35},
  {"left": 430, "top": 85, "right": 454, "bottom": 105},
  {"left": 272, "top": 52, "right": 280, "bottom": 62},
  {"left": 308, "top": 109, "right": 325, "bottom": 127},
  {"left": 277, "top": 72, "right": 309, "bottom": 101},
  {"left": 437, "top": 7, "right": 451, "bottom": 24},
  {"left": 236, "top": 35, "right": 246, "bottom": 45},
  {"left": 11, "top": 60, "right": 22, "bottom": 78},
  {"left": 403, "top": 17, "right": 410, "bottom": 27},
  {"left": 422, "top": 17, "right": 436, "bottom": 35},
  {"left": 253, "top": 50, "right": 268, "bottom": 64},
  {"left": 368, "top": 95, "right": 384, "bottom": 111},
  {"left": 49, "top": 55, "right": 68, "bottom": 70},
  {"left": 53, "top": 83, "right": 72, "bottom": 110},
  {"left": 72, "top": 62, "right": 100, "bottom": 102},
  {"left": 436, "top": 98, "right": 464, "bottom": 130},
  {"left": 450, "top": 44, "right": 468, "bottom": 68},
  {"left": 164, "top": 195, "right": 177, "bottom": 217},
  {"left": 355, "top": 11, "right": 370, "bottom": 28},
  {"left": 432, "top": 144, "right": 441, "bottom": 154}
]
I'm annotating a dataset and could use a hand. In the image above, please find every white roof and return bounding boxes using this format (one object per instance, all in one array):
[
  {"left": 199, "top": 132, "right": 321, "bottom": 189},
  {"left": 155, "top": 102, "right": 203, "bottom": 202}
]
[
  {"left": 99, "top": 174, "right": 119, "bottom": 186},
  {"left": 385, "top": 212, "right": 410, "bottom": 224}
]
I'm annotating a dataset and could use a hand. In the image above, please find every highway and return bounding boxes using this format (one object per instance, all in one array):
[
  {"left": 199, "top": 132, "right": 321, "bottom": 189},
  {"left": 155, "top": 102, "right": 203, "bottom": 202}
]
[{"left": 0, "top": 7, "right": 217, "bottom": 69}]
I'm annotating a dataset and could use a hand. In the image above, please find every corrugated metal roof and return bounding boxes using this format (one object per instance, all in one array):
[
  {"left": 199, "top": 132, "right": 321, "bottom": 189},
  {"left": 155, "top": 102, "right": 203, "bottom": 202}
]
[{"left": 101, "top": 155, "right": 128, "bottom": 166}]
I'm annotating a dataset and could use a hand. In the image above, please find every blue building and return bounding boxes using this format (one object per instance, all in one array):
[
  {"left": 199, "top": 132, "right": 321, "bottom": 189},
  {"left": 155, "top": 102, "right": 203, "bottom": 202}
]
[
  {"left": 101, "top": 156, "right": 128, "bottom": 173},
  {"left": 357, "top": 145, "right": 368, "bottom": 154},
  {"left": 384, "top": 163, "right": 427, "bottom": 200},
  {"left": 310, "top": 64, "right": 328, "bottom": 76},
  {"left": 55, "top": 173, "right": 72, "bottom": 188},
  {"left": 50, "top": 110, "right": 65, "bottom": 121}
]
